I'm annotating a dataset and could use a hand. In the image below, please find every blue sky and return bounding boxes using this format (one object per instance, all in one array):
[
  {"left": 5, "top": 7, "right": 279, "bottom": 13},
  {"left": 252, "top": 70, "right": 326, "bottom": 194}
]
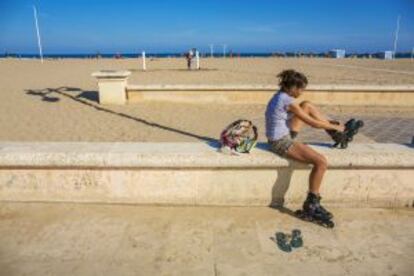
[{"left": 0, "top": 0, "right": 413, "bottom": 54}]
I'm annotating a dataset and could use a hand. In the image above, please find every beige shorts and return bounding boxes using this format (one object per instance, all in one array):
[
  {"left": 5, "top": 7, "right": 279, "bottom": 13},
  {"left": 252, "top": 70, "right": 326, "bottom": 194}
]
[{"left": 268, "top": 133, "right": 296, "bottom": 157}]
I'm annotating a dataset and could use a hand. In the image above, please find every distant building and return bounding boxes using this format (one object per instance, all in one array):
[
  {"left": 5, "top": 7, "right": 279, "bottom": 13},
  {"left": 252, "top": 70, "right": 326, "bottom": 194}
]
[
  {"left": 329, "top": 49, "right": 346, "bottom": 58},
  {"left": 379, "top": 51, "right": 394, "bottom": 60}
]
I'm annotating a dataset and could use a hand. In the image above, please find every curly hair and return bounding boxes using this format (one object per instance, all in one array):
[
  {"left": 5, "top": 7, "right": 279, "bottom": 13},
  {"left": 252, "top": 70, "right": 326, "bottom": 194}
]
[{"left": 277, "top": 69, "right": 308, "bottom": 91}]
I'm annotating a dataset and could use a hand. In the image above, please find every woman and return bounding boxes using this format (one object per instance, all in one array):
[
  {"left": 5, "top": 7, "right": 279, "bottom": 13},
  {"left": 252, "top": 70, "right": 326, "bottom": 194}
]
[{"left": 266, "top": 69, "right": 345, "bottom": 221}]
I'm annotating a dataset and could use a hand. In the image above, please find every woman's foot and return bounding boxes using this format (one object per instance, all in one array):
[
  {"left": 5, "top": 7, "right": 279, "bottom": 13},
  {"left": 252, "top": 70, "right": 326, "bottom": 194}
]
[{"left": 325, "top": 120, "right": 341, "bottom": 142}]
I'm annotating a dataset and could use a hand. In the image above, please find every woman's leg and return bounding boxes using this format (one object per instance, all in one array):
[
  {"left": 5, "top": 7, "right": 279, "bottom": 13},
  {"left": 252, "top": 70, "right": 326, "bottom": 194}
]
[
  {"left": 290, "top": 100, "right": 333, "bottom": 132},
  {"left": 285, "top": 142, "right": 328, "bottom": 194}
]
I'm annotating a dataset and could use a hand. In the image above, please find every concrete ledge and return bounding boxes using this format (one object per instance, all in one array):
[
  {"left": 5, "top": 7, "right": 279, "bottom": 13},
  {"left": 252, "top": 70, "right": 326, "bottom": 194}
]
[
  {"left": 0, "top": 142, "right": 413, "bottom": 208},
  {"left": 92, "top": 70, "right": 131, "bottom": 79},
  {"left": 126, "top": 84, "right": 414, "bottom": 106},
  {"left": 127, "top": 84, "right": 414, "bottom": 92},
  {"left": 90, "top": 69, "right": 414, "bottom": 106}
]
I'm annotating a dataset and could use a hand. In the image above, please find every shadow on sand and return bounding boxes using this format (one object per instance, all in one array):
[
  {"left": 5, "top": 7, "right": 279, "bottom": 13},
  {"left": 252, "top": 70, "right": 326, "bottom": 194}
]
[
  {"left": 256, "top": 141, "right": 312, "bottom": 218},
  {"left": 268, "top": 161, "right": 302, "bottom": 219},
  {"left": 25, "top": 86, "right": 218, "bottom": 144}
]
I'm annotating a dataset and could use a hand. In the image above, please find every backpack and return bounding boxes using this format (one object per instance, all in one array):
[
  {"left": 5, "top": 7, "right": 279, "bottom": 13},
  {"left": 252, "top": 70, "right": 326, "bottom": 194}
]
[{"left": 219, "top": 119, "right": 258, "bottom": 155}]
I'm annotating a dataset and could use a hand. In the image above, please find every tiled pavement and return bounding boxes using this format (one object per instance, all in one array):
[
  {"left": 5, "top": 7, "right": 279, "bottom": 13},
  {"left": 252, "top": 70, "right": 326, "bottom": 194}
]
[
  {"left": 354, "top": 116, "right": 413, "bottom": 144},
  {"left": 295, "top": 115, "right": 413, "bottom": 144}
]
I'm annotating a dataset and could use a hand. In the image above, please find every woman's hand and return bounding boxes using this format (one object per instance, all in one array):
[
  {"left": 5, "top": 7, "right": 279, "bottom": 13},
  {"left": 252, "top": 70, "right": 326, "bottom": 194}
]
[{"left": 333, "top": 123, "right": 345, "bottom": 132}]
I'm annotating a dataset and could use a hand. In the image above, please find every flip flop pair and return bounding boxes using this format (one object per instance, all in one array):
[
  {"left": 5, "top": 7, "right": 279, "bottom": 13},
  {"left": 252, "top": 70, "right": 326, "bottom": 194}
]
[{"left": 275, "top": 229, "right": 303, "bottom": 252}]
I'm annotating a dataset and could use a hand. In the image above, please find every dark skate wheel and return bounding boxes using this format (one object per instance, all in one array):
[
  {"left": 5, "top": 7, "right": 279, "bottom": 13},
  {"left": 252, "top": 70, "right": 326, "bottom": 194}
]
[
  {"left": 350, "top": 120, "right": 363, "bottom": 137},
  {"left": 295, "top": 210, "right": 335, "bottom": 228},
  {"left": 344, "top": 119, "right": 356, "bottom": 129},
  {"left": 351, "top": 129, "right": 359, "bottom": 135},
  {"left": 295, "top": 210, "right": 311, "bottom": 221},
  {"left": 340, "top": 118, "right": 364, "bottom": 149},
  {"left": 294, "top": 210, "right": 304, "bottom": 217},
  {"left": 313, "top": 218, "right": 335, "bottom": 228}
]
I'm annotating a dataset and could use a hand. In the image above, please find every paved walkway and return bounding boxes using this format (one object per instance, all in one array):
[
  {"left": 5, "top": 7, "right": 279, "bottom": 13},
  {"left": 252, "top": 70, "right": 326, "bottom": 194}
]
[
  {"left": 295, "top": 114, "right": 413, "bottom": 144},
  {"left": 0, "top": 203, "right": 412, "bottom": 276}
]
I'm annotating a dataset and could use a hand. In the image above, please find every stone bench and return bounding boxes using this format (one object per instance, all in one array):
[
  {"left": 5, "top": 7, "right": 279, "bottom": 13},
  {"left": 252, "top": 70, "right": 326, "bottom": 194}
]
[
  {"left": 0, "top": 142, "right": 413, "bottom": 208},
  {"left": 91, "top": 70, "right": 414, "bottom": 106}
]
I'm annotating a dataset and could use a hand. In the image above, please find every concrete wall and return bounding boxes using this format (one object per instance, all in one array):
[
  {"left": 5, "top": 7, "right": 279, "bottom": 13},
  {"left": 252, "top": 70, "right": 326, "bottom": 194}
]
[
  {"left": 127, "top": 85, "right": 414, "bottom": 106},
  {"left": 91, "top": 70, "right": 414, "bottom": 106},
  {"left": 0, "top": 142, "right": 413, "bottom": 208}
]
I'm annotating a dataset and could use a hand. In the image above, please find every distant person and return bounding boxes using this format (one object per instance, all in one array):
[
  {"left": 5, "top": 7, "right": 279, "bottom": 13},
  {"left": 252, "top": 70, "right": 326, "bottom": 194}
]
[
  {"left": 266, "top": 69, "right": 363, "bottom": 227},
  {"left": 185, "top": 49, "right": 194, "bottom": 70}
]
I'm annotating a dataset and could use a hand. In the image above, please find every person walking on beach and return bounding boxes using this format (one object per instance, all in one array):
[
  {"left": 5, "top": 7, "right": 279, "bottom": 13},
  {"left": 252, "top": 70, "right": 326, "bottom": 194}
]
[
  {"left": 266, "top": 69, "right": 345, "bottom": 223},
  {"left": 185, "top": 49, "right": 194, "bottom": 70}
]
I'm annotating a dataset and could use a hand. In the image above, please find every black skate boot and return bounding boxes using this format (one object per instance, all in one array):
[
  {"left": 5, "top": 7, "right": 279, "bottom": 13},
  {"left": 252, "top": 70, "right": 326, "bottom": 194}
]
[
  {"left": 343, "top": 119, "right": 364, "bottom": 145},
  {"left": 325, "top": 120, "right": 343, "bottom": 148},
  {"left": 326, "top": 119, "right": 364, "bottom": 149},
  {"left": 315, "top": 194, "right": 333, "bottom": 219},
  {"left": 295, "top": 192, "right": 335, "bottom": 228}
]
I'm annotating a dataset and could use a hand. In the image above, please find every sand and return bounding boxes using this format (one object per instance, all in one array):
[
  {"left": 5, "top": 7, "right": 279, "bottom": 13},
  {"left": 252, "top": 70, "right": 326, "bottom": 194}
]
[{"left": 0, "top": 58, "right": 413, "bottom": 143}]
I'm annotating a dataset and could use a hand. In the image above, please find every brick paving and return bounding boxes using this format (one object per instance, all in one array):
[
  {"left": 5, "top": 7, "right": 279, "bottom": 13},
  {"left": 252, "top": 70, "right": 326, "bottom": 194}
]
[{"left": 296, "top": 114, "right": 413, "bottom": 145}]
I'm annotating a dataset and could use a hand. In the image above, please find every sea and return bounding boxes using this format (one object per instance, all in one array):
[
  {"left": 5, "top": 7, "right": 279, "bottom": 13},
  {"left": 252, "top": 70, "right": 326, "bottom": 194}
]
[{"left": 1, "top": 52, "right": 413, "bottom": 59}]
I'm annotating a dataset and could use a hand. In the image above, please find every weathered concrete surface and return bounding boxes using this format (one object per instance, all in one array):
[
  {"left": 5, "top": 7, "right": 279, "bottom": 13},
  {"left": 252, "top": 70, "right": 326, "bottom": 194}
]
[
  {"left": 126, "top": 84, "right": 414, "bottom": 106},
  {"left": 128, "top": 84, "right": 414, "bottom": 91},
  {"left": 1, "top": 142, "right": 413, "bottom": 168},
  {"left": 0, "top": 142, "right": 413, "bottom": 207},
  {"left": 92, "top": 70, "right": 130, "bottom": 105},
  {"left": 0, "top": 202, "right": 413, "bottom": 276},
  {"left": 89, "top": 69, "right": 414, "bottom": 106}
]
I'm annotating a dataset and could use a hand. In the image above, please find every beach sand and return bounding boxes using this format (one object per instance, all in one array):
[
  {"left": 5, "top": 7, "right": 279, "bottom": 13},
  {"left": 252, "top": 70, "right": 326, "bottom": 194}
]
[{"left": 0, "top": 58, "right": 413, "bottom": 143}]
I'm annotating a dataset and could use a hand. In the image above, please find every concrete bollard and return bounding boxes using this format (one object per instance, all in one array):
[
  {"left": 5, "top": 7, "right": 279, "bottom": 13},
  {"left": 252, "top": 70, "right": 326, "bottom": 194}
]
[
  {"left": 196, "top": 51, "right": 200, "bottom": 70},
  {"left": 92, "top": 70, "right": 131, "bottom": 105},
  {"left": 142, "top": 51, "right": 146, "bottom": 71}
]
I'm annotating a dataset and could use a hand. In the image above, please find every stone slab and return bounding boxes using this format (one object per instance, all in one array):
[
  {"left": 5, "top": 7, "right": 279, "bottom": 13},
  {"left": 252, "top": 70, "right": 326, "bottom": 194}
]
[{"left": 0, "top": 142, "right": 413, "bottom": 207}]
